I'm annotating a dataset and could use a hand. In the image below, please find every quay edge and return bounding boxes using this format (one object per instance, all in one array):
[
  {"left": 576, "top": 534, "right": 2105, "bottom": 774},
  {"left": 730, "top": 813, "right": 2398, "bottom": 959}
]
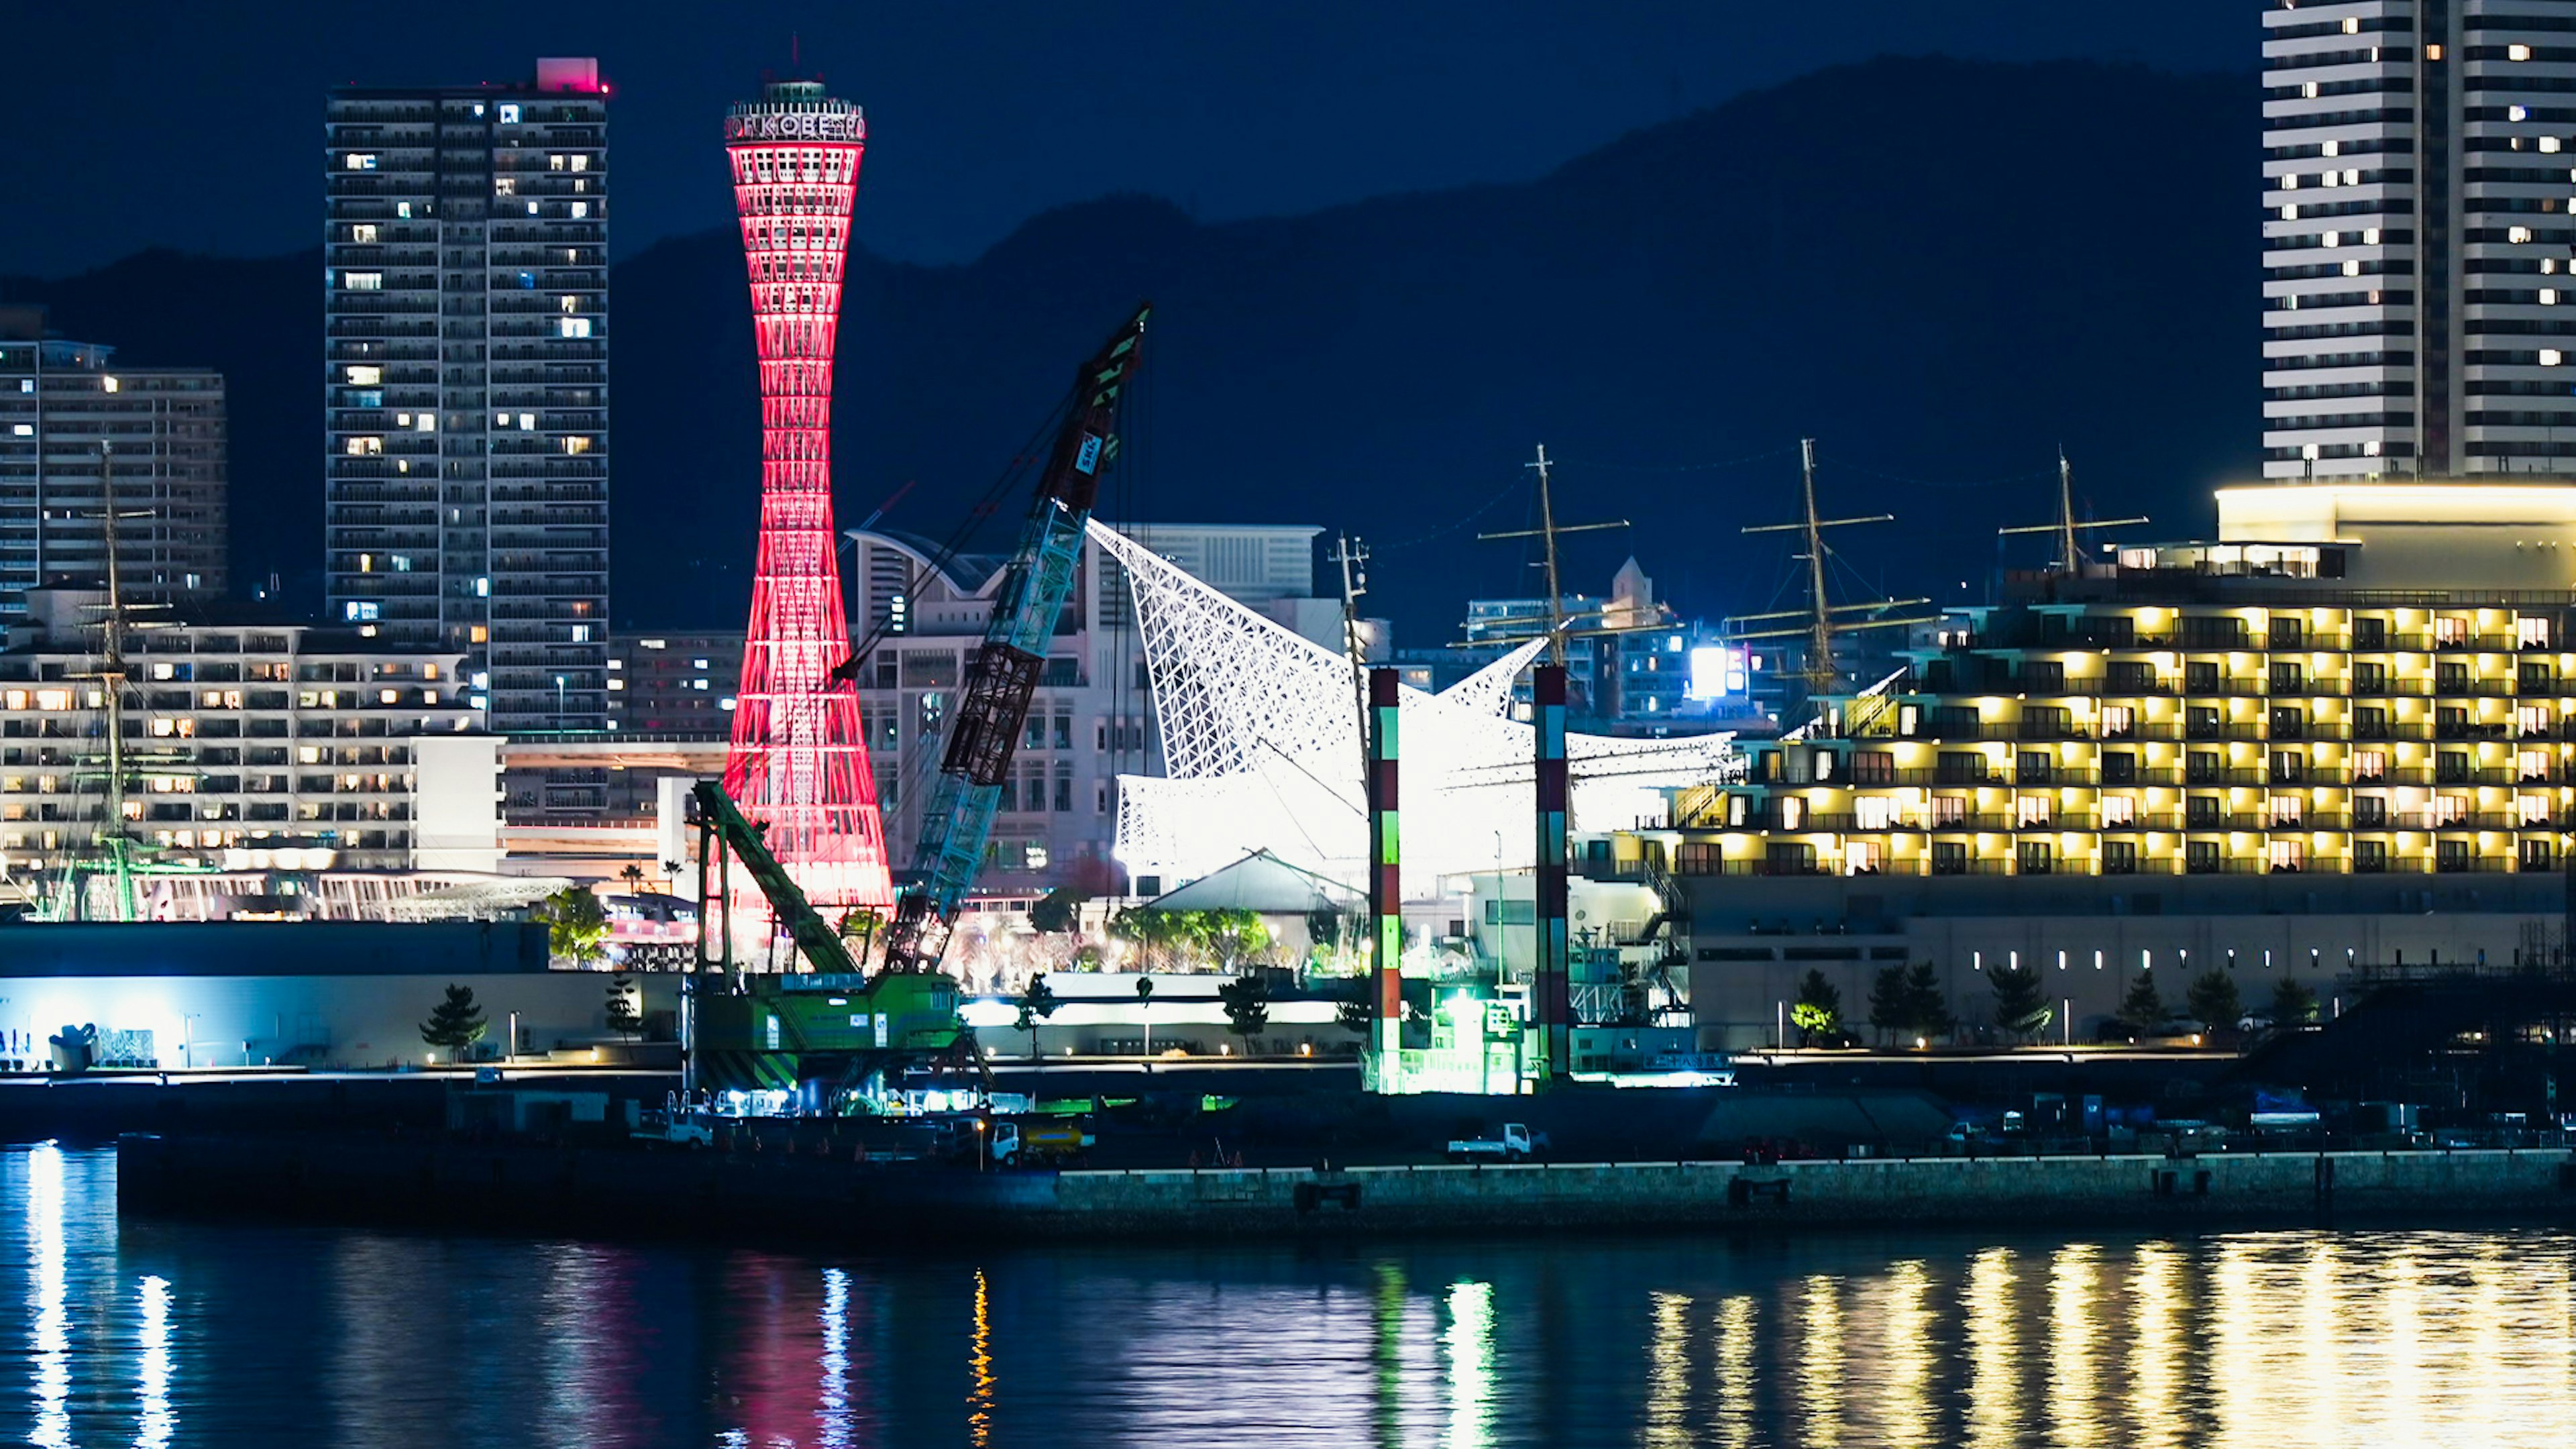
[{"left": 111, "top": 1133, "right": 2576, "bottom": 1244}]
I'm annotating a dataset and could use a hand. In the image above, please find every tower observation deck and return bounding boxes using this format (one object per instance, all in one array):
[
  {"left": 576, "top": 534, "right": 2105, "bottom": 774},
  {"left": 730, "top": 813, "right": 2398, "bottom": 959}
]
[{"left": 720, "top": 79, "right": 891, "bottom": 909}]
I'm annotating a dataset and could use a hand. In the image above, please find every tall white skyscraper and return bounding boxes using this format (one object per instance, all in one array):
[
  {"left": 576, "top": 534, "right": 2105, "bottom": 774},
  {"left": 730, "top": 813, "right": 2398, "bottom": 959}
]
[
  {"left": 324, "top": 57, "right": 608, "bottom": 731},
  {"left": 2263, "top": 1, "right": 2576, "bottom": 480}
]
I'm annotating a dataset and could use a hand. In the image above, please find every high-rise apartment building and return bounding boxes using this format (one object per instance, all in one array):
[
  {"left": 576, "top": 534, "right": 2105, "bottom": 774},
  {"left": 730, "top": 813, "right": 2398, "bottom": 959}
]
[
  {"left": 324, "top": 58, "right": 609, "bottom": 733},
  {"left": 2263, "top": 1, "right": 2576, "bottom": 479},
  {"left": 0, "top": 307, "right": 226, "bottom": 619}
]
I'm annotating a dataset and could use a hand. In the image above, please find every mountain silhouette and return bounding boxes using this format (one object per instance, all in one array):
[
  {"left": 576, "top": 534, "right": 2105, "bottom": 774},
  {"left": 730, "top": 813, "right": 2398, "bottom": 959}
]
[{"left": 4, "top": 56, "right": 2255, "bottom": 639}]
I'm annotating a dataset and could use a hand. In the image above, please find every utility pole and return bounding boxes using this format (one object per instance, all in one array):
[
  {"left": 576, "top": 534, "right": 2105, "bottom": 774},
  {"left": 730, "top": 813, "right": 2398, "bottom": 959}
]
[
  {"left": 1330, "top": 533, "right": 1373, "bottom": 745},
  {"left": 1997, "top": 449, "right": 2148, "bottom": 574}
]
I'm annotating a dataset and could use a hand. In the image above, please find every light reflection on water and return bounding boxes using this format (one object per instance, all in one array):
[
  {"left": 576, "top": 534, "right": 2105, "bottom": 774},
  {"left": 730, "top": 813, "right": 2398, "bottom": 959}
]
[{"left": 8, "top": 1144, "right": 2576, "bottom": 1447}]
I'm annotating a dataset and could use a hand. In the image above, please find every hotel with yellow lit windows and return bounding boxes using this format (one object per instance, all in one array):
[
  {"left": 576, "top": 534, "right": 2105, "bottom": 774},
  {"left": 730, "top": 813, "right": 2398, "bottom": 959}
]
[{"left": 1603, "top": 483, "right": 2576, "bottom": 1048}]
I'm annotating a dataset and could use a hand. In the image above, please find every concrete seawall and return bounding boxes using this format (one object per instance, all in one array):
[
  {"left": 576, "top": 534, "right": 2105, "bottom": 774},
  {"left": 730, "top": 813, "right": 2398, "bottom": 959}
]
[
  {"left": 116, "top": 1134, "right": 2576, "bottom": 1244},
  {"left": 1035, "top": 1148, "right": 2576, "bottom": 1234}
]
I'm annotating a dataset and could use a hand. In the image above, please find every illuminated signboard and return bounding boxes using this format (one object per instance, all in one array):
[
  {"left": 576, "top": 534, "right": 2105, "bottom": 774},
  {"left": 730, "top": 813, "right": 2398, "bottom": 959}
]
[{"left": 724, "top": 110, "right": 864, "bottom": 142}]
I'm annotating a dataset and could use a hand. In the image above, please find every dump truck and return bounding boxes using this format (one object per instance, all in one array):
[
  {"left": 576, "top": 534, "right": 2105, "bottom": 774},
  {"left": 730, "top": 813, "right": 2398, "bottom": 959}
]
[{"left": 991, "top": 1119, "right": 1095, "bottom": 1167}]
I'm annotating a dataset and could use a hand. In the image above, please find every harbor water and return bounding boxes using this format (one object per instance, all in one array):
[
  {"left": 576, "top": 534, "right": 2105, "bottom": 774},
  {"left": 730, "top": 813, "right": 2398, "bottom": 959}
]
[{"left": 6, "top": 1142, "right": 2575, "bottom": 1447}]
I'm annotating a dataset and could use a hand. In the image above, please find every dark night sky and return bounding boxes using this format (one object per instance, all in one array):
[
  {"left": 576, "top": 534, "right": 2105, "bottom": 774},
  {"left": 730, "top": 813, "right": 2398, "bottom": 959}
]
[{"left": 7, "top": 1, "right": 2249, "bottom": 279}]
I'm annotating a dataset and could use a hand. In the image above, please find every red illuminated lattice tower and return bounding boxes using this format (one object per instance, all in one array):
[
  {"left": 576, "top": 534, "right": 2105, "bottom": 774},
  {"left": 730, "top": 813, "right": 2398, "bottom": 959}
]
[{"left": 720, "top": 79, "right": 891, "bottom": 910}]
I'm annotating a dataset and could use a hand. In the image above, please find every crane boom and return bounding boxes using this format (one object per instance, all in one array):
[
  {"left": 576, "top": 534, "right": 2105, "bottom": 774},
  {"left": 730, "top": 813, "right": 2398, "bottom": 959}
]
[
  {"left": 690, "top": 779, "right": 862, "bottom": 976},
  {"left": 879, "top": 303, "right": 1151, "bottom": 974}
]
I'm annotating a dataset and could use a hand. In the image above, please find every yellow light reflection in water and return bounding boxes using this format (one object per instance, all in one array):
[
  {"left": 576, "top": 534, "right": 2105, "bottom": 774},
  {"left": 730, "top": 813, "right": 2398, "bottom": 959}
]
[
  {"left": 2047, "top": 1243, "right": 2100, "bottom": 1449},
  {"left": 28, "top": 1142, "right": 69, "bottom": 1449},
  {"left": 2298, "top": 1240, "right": 2339, "bottom": 1446},
  {"left": 2469, "top": 1242, "right": 2510, "bottom": 1436},
  {"left": 818, "top": 1268, "right": 851, "bottom": 1449},
  {"left": 1643, "top": 1291, "right": 1688, "bottom": 1449},
  {"left": 1876, "top": 1261, "right": 1934, "bottom": 1449},
  {"left": 2208, "top": 1237, "right": 2265, "bottom": 1449},
  {"left": 2127, "top": 1242, "right": 2185, "bottom": 1449},
  {"left": 138, "top": 1273, "right": 174, "bottom": 1449},
  {"left": 1964, "top": 1248, "right": 2017, "bottom": 1449},
  {"left": 967, "top": 1268, "right": 994, "bottom": 1449},
  {"left": 1799, "top": 1275, "right": 1842, "bottom": 1448},
  {"left": 1712, "top": 1295, "right": 1757, "bottom": 1449},
  {"left": 1443, "top": 1281, "right": 1495, "bottom": 1449},
  {"left": 2383, "top": 1250, "right": 2424, "bottom": 1449}
]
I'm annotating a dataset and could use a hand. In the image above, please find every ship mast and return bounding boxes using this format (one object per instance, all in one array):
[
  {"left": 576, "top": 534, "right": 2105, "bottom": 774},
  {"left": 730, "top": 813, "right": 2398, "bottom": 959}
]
[
  {"left": 1730, "top": 437, "right": 1934, "bottom": 706},
  {"left": 1472, "top": 444, "right": 1629, "bottom": 676},
  {"left": 1996, "top": 448, "right": 2148, "bottom": 574},
  {"left": 86, "top": 439, "right": 140, "bottom": 921}
]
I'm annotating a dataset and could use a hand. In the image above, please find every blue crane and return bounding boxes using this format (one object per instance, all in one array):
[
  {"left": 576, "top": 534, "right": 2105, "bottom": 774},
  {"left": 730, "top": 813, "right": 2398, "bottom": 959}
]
[{"left": 877, "top": 304, "right": 1150, "bottom": 975}]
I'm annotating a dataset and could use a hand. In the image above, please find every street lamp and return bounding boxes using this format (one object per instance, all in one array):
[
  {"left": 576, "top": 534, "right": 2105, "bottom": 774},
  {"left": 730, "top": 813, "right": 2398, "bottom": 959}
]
[{"left": 554, "top": 674, "right": 567, "bottom": 727}]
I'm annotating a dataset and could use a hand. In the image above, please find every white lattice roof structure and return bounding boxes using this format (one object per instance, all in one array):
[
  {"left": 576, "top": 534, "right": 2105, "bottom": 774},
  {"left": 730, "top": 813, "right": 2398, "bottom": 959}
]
[{"left": 1091, "top": 521, "right": 1745, "bottom": 894}]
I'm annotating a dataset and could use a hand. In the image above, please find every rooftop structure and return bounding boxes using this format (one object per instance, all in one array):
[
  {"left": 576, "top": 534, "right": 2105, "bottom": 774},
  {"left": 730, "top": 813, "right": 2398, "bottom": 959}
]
[{"left": 1092, "top": 519, "right": 1744, "bottom": 896}]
